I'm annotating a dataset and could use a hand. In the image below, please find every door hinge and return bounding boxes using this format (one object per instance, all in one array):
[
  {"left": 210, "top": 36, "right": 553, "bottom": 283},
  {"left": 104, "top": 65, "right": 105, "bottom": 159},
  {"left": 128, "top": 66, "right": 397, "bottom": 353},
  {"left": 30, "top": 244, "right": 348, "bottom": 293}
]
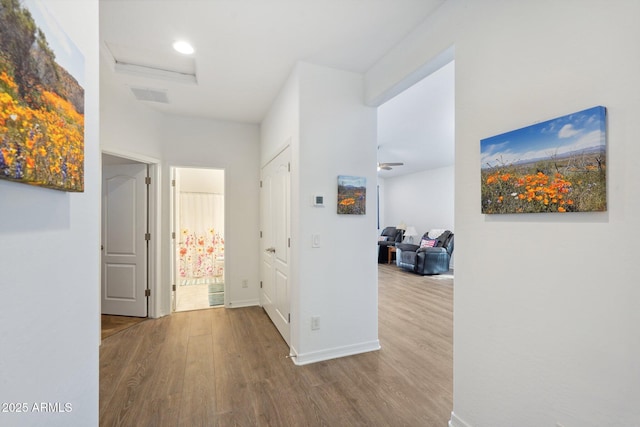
[
  {"left": 260, "top": 231, "right": 263, "bottom": 238},
  {"left": 288, "top": 162, "right": 290, "bottom": 172},
  {"left": 172, "top": 231, "right": 176, "bottom": 239},
  {"left": 172, "top": 284, "right": 176, "bottom": 292},
  {"left": 145, "top": 233, "right": 151, "bottom": 241},
  {"left": 288, "top": 238, "right": 291, "bottom": 247},
  {"left": 145, "top": 176, "right": 151, "bottom": 185},
  {"left": 171, "top": 179, "right": 176, "bottom": 187},
  {"left": 145, "top": 289, "right": 151, "bottom": 297},
  {"left": 288, "top": 313, "right": 291, "bottom": 323},
  {"left": 260, "top": 180, "right": 262, "bottom": 188},
  {"left": 260, "top": 281, "right": 263, "bottom": 289}
]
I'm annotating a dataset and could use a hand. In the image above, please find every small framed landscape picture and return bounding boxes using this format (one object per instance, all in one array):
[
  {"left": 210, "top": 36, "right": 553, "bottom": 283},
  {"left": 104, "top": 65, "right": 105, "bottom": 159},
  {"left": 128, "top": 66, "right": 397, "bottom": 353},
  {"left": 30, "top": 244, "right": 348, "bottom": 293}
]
[
  {"left": 337, "top": 175, "right": 366, "bottom": 215},
  {"left": 480, "top": 106, "right": 607, "bottom": 214}
]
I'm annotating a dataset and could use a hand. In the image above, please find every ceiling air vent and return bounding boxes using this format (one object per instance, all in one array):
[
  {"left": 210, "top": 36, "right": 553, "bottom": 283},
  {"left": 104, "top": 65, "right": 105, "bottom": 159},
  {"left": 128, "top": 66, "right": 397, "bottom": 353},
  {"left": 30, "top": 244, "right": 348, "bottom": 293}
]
[{"left": 130, "top": 87, "right": 169, "bottom": 104}]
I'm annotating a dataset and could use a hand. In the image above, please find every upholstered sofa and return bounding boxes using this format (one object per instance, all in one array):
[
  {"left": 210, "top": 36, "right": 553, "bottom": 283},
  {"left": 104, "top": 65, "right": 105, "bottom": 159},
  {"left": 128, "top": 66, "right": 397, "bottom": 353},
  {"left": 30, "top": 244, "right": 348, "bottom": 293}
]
[
  {"left": 377, "top": 226, "right": 404, "bottom": 263},
  {"left": 396, "top": 230, "right": 454, "bottom": 275}
]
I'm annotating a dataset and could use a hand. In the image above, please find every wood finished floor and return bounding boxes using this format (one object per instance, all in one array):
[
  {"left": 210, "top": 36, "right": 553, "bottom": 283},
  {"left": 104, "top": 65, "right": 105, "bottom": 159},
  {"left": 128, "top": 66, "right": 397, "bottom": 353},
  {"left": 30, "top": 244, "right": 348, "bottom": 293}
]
[
  {"left": 99, "top": 264, "right": 453, "bottom": 426},
  {"left": 101, "top": 315, "right": 147, "bottom": 340}
]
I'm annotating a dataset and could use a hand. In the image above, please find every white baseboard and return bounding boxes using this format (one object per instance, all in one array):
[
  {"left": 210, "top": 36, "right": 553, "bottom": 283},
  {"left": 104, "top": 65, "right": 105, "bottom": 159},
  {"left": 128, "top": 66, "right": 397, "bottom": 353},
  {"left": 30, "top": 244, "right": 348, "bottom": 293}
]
[
  {"left": 226, "top": 299, "right": 259, "bottom": 308},
  {"left": 449, "top": 411, "right": 472, "bottom": 427},
  {"left": 292, "top": 340, "right": 381, "bottom": 366}
]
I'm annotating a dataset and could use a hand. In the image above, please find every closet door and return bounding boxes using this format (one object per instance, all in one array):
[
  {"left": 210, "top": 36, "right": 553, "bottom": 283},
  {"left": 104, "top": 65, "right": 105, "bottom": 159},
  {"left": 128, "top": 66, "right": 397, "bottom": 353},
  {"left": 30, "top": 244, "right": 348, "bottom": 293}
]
[{"left": 260, "top": 147, "right": 291, "bottom": 345}]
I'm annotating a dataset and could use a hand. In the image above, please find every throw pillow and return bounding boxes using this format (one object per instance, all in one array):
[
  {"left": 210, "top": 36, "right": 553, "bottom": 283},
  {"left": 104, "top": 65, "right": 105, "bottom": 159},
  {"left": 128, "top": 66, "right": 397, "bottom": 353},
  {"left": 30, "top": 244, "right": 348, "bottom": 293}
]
[{"left": 420, "top": 238, "right": 437, "bottom": 248}]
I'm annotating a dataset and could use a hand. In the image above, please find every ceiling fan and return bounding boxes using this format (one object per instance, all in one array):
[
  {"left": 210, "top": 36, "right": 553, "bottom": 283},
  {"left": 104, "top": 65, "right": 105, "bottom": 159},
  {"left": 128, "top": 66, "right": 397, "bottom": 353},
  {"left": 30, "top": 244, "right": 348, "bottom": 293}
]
[{"left": 377, "top": 162, "right": 404, "bottom": 171}]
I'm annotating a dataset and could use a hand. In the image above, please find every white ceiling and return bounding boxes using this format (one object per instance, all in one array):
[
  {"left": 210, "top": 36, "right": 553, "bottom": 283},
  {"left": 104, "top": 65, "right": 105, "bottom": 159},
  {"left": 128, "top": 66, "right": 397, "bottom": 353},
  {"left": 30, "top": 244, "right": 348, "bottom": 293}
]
[
  {"left": 377, "top": 60, "right": 455, "bottom": 178},
  {"left": 100, "top": 0, "right": 453, "bottom": 177}
]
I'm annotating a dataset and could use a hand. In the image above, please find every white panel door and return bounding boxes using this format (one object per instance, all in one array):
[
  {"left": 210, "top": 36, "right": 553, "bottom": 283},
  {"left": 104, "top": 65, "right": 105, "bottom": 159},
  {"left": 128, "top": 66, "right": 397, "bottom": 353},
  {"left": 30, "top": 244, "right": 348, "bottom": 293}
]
[
  {"left": 261, "top": 147, "right": 291, "bottom": 345},
  {"left": 102, "top": 164, "right": 148, "bottom": 317}
]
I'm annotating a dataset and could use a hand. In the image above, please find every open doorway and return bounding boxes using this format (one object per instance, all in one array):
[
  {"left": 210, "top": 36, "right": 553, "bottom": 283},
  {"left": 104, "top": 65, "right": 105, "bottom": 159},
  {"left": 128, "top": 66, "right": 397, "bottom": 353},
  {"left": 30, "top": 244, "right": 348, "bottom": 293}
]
[
  {"left": 376, "top": 59, "right": 455, "bottom": 267},
  {"left": 101, "top": 151, "right": 159, "bottom": 338},
  {"left": 172, "top": 167, "right": 225, "bottom": 312}
]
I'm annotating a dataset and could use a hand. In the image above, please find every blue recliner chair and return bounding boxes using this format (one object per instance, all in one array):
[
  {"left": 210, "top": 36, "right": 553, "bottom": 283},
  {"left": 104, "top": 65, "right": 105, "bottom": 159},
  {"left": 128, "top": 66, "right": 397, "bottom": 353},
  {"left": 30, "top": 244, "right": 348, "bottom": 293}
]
[
  {"left": 377, "top": 226, "right": 404, "bottom": 263},
  {"left": 396, "top": 230, "right": 454, "bottom": 275}
]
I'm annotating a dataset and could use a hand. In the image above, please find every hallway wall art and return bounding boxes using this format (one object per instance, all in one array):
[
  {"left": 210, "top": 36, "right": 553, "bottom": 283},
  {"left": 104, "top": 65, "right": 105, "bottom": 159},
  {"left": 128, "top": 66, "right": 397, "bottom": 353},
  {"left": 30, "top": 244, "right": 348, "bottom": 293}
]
[
  {"left": 338, "top": 175, "right": 366, "bottom": 215},
  {"left": 0, "top": 0, "right": 85, "bottom": 191},
  {"left": 481, "top": 106, "right": 606, "bottom": 214}
]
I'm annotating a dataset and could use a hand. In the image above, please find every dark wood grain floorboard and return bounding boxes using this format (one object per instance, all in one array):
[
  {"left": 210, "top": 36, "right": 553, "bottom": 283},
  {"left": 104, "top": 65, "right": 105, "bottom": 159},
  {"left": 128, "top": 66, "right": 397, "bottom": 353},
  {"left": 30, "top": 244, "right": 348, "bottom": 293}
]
[
  {"left": 100, "top": 264, "right": 453, "bottom": 426},
  {"left": 101, "top": 315, "right": 147, "bottom": 340}
]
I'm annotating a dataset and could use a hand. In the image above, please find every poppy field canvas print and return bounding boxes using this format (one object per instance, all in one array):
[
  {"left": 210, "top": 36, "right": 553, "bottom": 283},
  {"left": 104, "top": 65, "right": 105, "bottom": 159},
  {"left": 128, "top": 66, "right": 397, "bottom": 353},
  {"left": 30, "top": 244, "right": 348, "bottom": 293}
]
[
  {"left": 337, "top": 175, "right": 366, "bottom": 215},
  {"left": 481, "top": 106, "right": 607, "bottom": 214},
  {"left": 0, "top": 0, "right": 85, "bottom": 192}
]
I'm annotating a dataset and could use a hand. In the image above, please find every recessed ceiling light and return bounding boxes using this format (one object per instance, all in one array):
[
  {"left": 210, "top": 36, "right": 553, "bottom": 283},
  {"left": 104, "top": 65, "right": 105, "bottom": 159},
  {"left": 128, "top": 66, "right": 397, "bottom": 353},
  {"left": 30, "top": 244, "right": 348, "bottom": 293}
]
[{"left": 172, "top": 40, "right": 194, "bottom": 55}]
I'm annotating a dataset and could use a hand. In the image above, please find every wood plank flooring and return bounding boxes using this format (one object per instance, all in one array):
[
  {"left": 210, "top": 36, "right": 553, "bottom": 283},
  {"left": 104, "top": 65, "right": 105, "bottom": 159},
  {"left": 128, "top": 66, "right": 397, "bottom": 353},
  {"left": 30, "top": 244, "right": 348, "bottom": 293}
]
[
  {"left": 101, "top": 315, "right": 147, "bottom": 340},
  {"left": 99, "top": 264, "right": 453, "bottom": 426}
]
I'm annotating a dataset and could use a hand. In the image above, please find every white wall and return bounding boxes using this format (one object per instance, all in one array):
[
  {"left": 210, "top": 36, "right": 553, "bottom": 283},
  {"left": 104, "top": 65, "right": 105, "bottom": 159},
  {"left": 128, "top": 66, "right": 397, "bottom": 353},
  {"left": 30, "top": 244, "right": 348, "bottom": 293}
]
[
  {"left": 100, "top": 41, "right": 260, "bottom": 314},
  {"left": 260, "top": 64, "right": 300, "bottom": 352},
  {"left": 0, "top": 1, "right": 99, "bottom": 425},
  {"left": 368, "top": 1, "right": 640, "bottom": 426},
  {"left": 262, "top": 62, "right": 379, "bottom": 364},
  {"left": 177, "top": 168, "right": 224, "bottom": 194},
  {"left": 99, "top": 27, "right": 167, "bottom": 317},
  {"left": 383, "top": 165, "right": 454, "bottom": 236},
  {"left": 260, "top": 66, "right": 299, "bottom": 166},
  {"left": 298, "top": 63, "right": 380, "bottom": 363},
  {"left": 383, "top": 166, "right": 455, "bottom": 267},
  {"left": 99, "top": 51, "right": 163, "bottom": 160},
  {"left": 297, "top": 63, "right": 379, "bottom": 363},
  {"left": 161, "top": 116, "right": 260, "bottom": 312}
]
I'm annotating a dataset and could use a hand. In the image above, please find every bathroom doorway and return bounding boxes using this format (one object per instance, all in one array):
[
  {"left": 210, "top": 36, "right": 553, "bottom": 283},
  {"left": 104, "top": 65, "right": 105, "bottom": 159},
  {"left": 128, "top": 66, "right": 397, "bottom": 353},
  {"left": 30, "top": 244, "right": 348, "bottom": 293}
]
[{"left": 172, "top": 167, "right": 225, "bottom": 312}]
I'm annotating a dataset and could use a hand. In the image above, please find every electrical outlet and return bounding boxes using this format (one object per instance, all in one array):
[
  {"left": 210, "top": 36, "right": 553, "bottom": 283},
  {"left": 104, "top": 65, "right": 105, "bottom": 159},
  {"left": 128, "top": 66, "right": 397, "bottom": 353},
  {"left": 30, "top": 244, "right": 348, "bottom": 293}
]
[
  {"left": 242, "top": 279, "right": 248, "bottom": 288},
  {"left": 311, "top": 316, "right": 320, "bottom": 330}
]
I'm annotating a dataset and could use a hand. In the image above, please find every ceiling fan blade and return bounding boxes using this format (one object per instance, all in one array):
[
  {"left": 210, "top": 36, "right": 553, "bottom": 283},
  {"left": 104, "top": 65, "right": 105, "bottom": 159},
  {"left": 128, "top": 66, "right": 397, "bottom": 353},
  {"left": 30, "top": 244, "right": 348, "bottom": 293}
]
[
  {"left": 380, "top": 165, "right": 392, "bottom": 170},
  {"left": 380, "top": 162, "right": 404, "bottom": 166}
]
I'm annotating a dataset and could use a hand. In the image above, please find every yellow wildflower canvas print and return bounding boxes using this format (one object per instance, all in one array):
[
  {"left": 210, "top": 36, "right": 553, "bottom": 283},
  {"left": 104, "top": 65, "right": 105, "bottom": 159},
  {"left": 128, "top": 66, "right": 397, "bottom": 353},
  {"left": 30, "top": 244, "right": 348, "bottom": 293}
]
[
  {"left": 481, "top": 106, "right": 606, "bottom": 214},
  {"left": 0, "top": 0, "right": 84, "bottom": 192},
  {"left": 338, "top": 175, "right": 366, "bottom": 215}
]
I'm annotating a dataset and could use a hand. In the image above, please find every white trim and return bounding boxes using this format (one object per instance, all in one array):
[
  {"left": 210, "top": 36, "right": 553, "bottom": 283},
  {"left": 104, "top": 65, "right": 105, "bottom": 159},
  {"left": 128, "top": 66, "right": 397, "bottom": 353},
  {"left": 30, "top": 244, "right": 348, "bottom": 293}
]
[
  {"left": 366, "top": 45, "right": 455, "bottom": 107},
  {"left": 261, "top": 139, "right": 291, "bottom": 169},
  {"left": 169, "top": 166, "right": 227, "bottom": 316},
  {"left": 100, "top": 149, "right": 162, "bottom": 319},
  {"left": 449, "top": 411, "right": 473, "bottom": 427},
  {"left": 227, "top": 299, "right": 259, "bottom": 308},
  {"left": 148, "top": 162, "right": 162, "bottom": 318},
  {"left": 292, "top": 340, "right": 381, "bottom": 366},
  {"left": 114, "top": 60, "right": 197, "bottom": 84},
  {"left": 102, "top": 148, "right": 160, "bottom": 165}
]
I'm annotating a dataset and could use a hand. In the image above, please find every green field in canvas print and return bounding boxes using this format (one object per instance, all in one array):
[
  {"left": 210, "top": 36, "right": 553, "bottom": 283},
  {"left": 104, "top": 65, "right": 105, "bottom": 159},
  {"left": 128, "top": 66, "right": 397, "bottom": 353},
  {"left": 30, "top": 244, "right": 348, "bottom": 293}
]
[{"left": 480, "top": 106, "right": 607, "bottom": 214}]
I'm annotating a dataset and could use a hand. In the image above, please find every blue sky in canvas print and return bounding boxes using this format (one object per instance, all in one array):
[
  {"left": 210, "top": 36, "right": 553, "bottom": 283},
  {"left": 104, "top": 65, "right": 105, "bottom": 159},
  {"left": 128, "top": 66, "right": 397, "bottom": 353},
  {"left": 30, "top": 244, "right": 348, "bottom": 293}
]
[
  {"left": 480, "top": 106, "right": 606, "bottom": 214},
  {"left": 481, "top": 106, "right": 606, "bottom": 169},
  {"left": 24, "top": 0, "right": 84, "bottom": 86}
]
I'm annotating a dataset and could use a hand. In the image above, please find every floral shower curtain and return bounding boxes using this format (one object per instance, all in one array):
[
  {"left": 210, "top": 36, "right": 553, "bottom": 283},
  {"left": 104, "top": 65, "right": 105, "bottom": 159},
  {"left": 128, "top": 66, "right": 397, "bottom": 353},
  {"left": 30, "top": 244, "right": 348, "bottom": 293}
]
[{"left": 178, "top": 192, "right": 224, "bottom": 278}]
